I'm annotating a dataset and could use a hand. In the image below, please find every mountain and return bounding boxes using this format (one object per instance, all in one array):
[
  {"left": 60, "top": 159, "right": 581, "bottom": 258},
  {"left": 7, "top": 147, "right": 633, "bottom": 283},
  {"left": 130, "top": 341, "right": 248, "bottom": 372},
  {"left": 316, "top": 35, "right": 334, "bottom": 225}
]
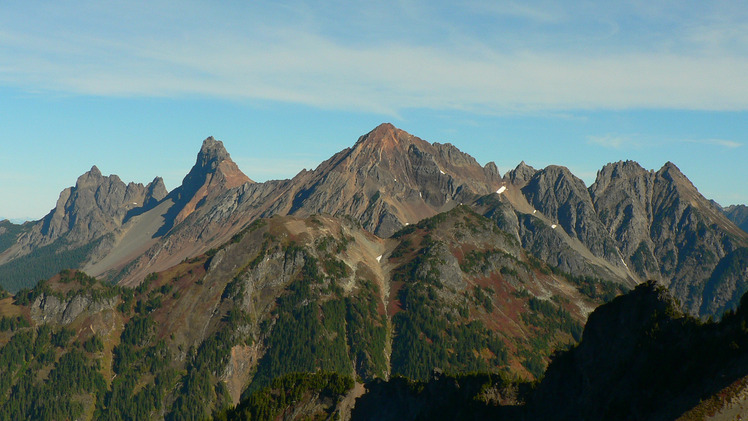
[
  {"left": 492, "top": 163, "right": 635, "bottom": 287},
  {"left": 69, "top": 137, "right": 251, "bottom": 287},
  {"left": 1, "top": 123, "right": 746, "bottom": 320},
  {"left": 0, "top": 207, "right": 623, "bottom": 419},
  {"left": 349, "top": 281, "right": 748, "bottom": 420},
  {"left": 161, "top": 136, "right": 253, "bottom": 230},
  {"left": 110, "top": 123, "right": 502, "bottom": 286},
  {"left": 723, "top": 204, "right": 748, "bottom": 233},
  {"left": 1, "top": 117, "right": 747, "bottom": 419},
  {"left": 529, "top": 281, "right": 748, "bottom": 420},
  {"left": 3, "top": 259, "right": 745, "bottom": 420},
  {"left": 590, "top": 160, "right": 748, "bottom": 316},
  {"left": 0, "top": 167, "right": 167, "bottom": 292},
  {"left": 280, "top": 123, "right": 502, "bottom": 237}
]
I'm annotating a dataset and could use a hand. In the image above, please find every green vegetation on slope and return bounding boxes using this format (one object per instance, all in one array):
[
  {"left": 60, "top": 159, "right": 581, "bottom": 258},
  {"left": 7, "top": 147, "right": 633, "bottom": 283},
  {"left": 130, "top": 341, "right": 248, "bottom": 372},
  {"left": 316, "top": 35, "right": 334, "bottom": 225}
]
[
  {"left": 390, "top": 238, "right": 508, "bottom": 380},
  {"left": 217, "top": 371, "right": 354, "bottom": 421},
  {"left": 0, "top": 221, "right": 27, "bottom": 255},
  {"left": 0, "top": 326, "right": 107, "bottom": 419},
  {"left": 248, "top": 250, "right": 352, "bottom": 392},
  {"left": 0, "top": 236, "right": 105, "bottom": 293}
]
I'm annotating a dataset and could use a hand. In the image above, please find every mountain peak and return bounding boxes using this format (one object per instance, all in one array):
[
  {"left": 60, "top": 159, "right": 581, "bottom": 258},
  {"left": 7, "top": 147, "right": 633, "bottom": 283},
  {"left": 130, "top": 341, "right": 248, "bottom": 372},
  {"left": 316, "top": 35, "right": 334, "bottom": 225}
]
[
  {"left": 182, "top": 137, "right": 250, "bottom": 188},
  {"left": 170, "top": 137, "right": 252, "bottom": 225},
  {"left": 656, "top": 161, "right": 696, "bottom": 190},
  {"left": 354, "top": 123, "right": 408, "bottom": 151},
  {"left": 660, "top": 161, "right": 681, "bottom": 173},
  {"left": 506, "top": 160, "right": 537, "bottom": 185},
  {"left": 195, "top": 136, "right": 231, "bottom": 171}
]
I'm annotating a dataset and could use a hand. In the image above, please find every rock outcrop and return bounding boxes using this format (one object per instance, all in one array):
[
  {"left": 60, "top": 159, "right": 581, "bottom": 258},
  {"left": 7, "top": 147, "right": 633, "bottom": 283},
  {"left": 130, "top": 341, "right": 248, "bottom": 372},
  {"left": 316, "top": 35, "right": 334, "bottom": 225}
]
[
  {"left": 30, "top": 292, "right": 118, "bottom": 325},
  {"left": 31, "top": 166, "right": 166, "bottom": 248},
  {"left": 0, "top": 165, "right": 168, "bottom": 283},
  {"left": 505, "top": 160, "right": 537, "bottom": 186},
  {"left": 521, "top": 165, "right": 627, "bottom": 273},
  {"left": 167, "top": 136, "right": 252, "bottom": 227}
]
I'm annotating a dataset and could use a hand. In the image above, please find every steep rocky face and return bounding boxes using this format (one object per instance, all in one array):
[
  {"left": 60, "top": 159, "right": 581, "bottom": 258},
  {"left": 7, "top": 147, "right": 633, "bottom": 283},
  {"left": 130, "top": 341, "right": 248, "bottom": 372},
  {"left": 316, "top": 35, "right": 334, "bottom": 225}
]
[
  {"left": 724, "top": 204, "right": 748, "bottom": 233},
  {"left": 81, "top": 137, "right": 255, "bottom": 285},
  {"left": 30, "top": 292, "right": 118, "bottom": 325},
  {"left": 589, "top": 161, "right": 658, "bottom": 280},
  {"left": 504, "top": 161, "right": 537, "bottom": 186},
  {"left": 280, "top": 123, "right": 502, "bottom": 237},
  {"left": 700, "top": 247, "right": 748, "bottom": 317},
  {"left": 0, "top": 166, "right": 167, "bottom": 267},
  {"left": 39, "top": 166, "right": 166, "bottom": 245},
  {"left": 144, "top": 177, "right": 168, "bottom": 207},
  {"left": 165, "top": 136, "right": 253, "bottom": 227},
  {"left": 590, "top": 161, "right": 748, "bottom": 316},
  {"left": 520, "top": 165, "right": 628, "bottom": 273},
  {"left": 472, "top": 196, "right": 634, "bottom": 293}
]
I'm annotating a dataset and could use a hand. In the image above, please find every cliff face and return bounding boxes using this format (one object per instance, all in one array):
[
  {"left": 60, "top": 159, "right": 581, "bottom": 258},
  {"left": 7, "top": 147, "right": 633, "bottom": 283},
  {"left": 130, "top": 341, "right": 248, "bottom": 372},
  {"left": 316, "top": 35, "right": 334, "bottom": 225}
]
[
  {"left": 167, "top": 136, "right": 253, "bottom": 227},
  {"left": 5, "top": 166, "right": 167, "bottom": 257},
  {"left": 590, "top": 161, "right": 748, "bottom": 316},
  {"left": 0, "top": 165, "right": 169, "bottom": 291}
]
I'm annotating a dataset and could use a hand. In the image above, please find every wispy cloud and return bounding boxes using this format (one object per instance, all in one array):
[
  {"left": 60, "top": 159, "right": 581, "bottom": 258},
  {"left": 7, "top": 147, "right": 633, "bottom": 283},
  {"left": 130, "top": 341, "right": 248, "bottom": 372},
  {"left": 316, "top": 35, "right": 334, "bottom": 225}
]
[
  {"left": 588, "top": 134, "right": 636, "bottom": 149},
  {"left": 2, "top": 2, "right": 748, "bottom": 115},
  {"left": 466, "top": 1, "right": 564, "bottom": 23},
  {"left": 588, "top": 134, "right": 742, "bottom": 150},
  {"left": 681, "top": 138, "right": 742, "bottom": 148}
]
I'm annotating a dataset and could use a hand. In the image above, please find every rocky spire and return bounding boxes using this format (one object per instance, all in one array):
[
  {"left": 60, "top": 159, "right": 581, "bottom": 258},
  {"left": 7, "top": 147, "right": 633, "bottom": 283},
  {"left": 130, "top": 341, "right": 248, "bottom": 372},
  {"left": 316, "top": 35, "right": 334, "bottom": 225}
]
[
  {"left": 171, "top": 137, "right": 253, "bottom": 225},
  {"left": 505, "top": 161, "right": 537, "bottom": 185}
]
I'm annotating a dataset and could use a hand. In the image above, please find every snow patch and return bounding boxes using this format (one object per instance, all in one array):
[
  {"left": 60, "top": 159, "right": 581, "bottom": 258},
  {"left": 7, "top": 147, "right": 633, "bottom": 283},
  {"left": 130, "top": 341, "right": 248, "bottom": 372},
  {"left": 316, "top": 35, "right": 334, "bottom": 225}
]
[
  {"left": 496, "top": 186, "right": 506, "bottom": 195},
  {"left": 405, "top": 222, "right": 410, "bottom": 226},
  {"left": 440, "top": 170, "right": 445, "bottom": 175},
  {"left": 419, "top": 192, "right": 422, "bottom": 198},
  {"left": 533, "top": 209, "right": 536, "bottom": 214},
  {"left": 376, "top": 255, "right": 382, "bottom": 262},
  {"left": 551, "top": 224, "right": 557, "bottom": 229}
]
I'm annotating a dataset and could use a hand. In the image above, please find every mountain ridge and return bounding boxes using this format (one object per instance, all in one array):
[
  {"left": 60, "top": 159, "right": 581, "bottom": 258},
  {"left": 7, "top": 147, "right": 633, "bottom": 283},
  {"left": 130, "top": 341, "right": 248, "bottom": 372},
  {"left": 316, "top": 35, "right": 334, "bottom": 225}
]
[{"left": 0, "top": 123, "right": 746, "bottom": 320}]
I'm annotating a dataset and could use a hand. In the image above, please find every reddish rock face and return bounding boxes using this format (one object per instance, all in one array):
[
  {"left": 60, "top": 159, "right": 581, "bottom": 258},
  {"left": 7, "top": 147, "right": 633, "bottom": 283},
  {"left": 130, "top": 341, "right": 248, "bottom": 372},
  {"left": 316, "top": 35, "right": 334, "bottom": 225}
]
[{"left": 172, "top": 137, "right": 252, "bottom": 225}]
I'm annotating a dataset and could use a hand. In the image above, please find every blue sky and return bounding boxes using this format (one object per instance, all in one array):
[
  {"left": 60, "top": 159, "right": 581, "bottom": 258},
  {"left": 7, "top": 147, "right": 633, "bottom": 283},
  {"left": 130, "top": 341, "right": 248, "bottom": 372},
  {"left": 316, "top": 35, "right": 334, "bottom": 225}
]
[{"left": 1, "top": 1, "right": 747, "bottom": 220}]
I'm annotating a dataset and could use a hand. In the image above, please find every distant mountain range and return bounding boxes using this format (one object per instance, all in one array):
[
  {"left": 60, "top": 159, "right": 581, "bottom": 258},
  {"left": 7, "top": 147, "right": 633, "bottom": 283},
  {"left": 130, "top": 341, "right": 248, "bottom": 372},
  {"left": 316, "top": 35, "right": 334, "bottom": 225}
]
[
  {"left": 0, "top": 218, "right": 33, "bottom": 225},
  {"left": 723, "top": 204, "right": 748, "bottom": 233},
  {"left": 1, "top": 123, "right": 745, "bottom": 318}
]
